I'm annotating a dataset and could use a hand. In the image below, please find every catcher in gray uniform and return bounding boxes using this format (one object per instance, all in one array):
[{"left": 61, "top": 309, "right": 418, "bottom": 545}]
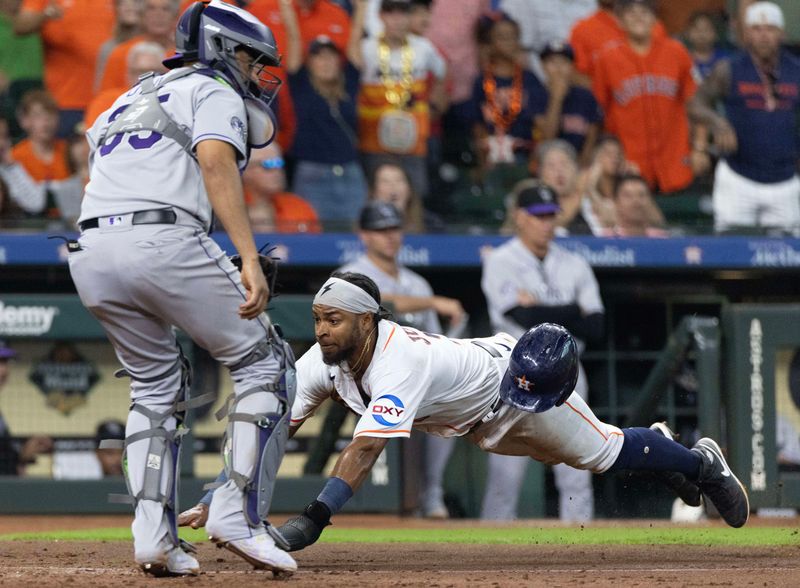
[
  {"left": 68, "top": 1, "right": 296, "bottom": 578},
  {"left": 481, "top": 180, "right": 605, "bottom": 522}
]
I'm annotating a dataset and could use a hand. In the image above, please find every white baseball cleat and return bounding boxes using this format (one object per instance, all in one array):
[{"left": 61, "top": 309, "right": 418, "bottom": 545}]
[
  {"left": 137, "top": 546, "right": 200, "bottom": 577},
  {"left": 212, "top": 532, "right": 297, "bottom": 577}
]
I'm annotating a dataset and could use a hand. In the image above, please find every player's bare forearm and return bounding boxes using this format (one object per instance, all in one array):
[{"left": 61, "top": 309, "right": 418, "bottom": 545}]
[
  {"left": 330, "top": 436, "right": 389, "bottom": 491},
  {"left": 197, "top": 140, "right": 258, "bottom": 261}
]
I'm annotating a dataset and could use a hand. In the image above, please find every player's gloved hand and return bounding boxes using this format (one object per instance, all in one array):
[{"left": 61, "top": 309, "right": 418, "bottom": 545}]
[
  {"left": 177, "top": 503, "right": 209, "bottom": 529},
  {"left": 276, "top": 500, "right": 332, "bottom": 552}
]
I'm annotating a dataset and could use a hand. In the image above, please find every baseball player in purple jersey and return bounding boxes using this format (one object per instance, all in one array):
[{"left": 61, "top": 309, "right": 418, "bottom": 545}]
[{"left": 68, "top": 1, "right": 295, "bottom": 577}]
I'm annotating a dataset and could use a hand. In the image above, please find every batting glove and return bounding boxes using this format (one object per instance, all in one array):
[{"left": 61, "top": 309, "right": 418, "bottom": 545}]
[{"left": 276, "top": 500, "right": 331, "bottom": 551}]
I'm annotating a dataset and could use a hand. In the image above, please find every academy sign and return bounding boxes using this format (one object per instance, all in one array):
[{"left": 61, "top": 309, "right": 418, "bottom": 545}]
[{"left": 0, "top": 301, "right": 59, "bottom": 336}]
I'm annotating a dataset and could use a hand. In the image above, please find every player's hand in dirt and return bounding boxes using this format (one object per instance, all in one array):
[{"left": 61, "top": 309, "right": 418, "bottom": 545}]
[{"left": 178, "top": 503, "right": 209, "bottom": 529}]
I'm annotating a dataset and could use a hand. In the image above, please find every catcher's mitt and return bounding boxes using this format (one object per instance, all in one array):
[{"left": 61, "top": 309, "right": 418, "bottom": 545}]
[{"left": 229, "top": 244, "right": 279, "bottom": 300}]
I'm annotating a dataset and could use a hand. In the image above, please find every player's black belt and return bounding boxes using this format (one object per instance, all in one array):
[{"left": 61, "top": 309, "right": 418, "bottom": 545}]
[{"left": 79, "top": 208, "right": 178, "bottom": 231}]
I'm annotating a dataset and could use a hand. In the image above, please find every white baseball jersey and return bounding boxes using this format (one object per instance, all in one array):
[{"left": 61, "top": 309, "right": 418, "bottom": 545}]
[
  {"left": 80, "top": 71, "right": 249, "bottom": 230},
  {"left": 339, "top": 255, "right": 442, "bottom": 333},
  {"left": 291, "top": 320, "right": 516, "bottom": 439},
  {"left": 481, "top": 237, "right": 603, "bottom": 341}
]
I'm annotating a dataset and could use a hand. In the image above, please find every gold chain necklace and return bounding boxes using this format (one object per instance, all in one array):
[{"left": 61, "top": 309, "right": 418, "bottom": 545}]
[{"left": 378, "top": 35, "right": 414, "bottom": 109}]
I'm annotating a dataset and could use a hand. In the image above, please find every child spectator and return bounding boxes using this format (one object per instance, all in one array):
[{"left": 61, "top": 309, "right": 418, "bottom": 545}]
[
  {"left": 14, "top": 0, "right": 114, "bottom": 136},
  {"left": 539, "top": 41, "right": 601, "bottom": 164},
  {"left": 684, "top": 11, "right": 728, "bottom": 80},
  {"left": 369, "top": 161, "right": 444, "bottom": 233},
  {"left": 470, "top": 13, "right": 547, "bottom": 173},
  {"left": 12, "top": 90, "right": 69, "bottom": 183},
  {"left": 280, "top": 0, "right": 367, "bottom": 229},
  {"left": 0, "top": 115, "right": 45, "bottom": 216},
  {"left": 243, "top": 143, "right": 321, "bottom": 233}
]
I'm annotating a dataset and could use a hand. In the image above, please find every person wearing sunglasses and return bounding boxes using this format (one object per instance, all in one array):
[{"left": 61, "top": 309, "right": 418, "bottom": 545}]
[{"left": 243, "top": 142, "right": 321, "bottom": 233}]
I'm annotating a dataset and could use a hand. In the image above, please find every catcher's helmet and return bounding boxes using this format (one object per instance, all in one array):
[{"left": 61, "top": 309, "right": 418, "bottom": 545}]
[
  {"left": 499, "top": 323, "right": 578, "bottom": 413},
  {"left": 164, "top": 1, "right": 281, "bottom": 105}
]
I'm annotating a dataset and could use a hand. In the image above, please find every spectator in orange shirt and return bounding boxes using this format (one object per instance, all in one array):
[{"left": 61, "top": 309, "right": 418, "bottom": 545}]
[
  {"left": 14, "top": 0, "right": 114, "bottom": 136},
  {"left": 97, "top": 0, "right": 179, "bottom": 93},
  {"left": 569, "top": 0, "right": 667, "bottom": 85},
  {"left": 85, "top": 41, "right": 167, "bottom": 130},
  {"left": 243, "top": 143, "right": 321, "bottom": 233},
  {"left": 95, "top": 0, "right": 144, "bottom": 91},
  {"left": 592, "top": 0, "right": 701, "bottom": 194},
  {"left": 12, "top": 89, "right": 69, "bottom": 183}
]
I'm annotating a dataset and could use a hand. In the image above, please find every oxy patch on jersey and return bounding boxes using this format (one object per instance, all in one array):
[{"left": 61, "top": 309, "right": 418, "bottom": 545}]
[{"left": 371, "top": 394, "right": 405, "bottom": 427}]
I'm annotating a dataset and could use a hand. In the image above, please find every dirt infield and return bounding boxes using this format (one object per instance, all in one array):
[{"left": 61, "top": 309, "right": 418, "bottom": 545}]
[{"left": 1, "top": 516, "right": 799, "bottom": 587}]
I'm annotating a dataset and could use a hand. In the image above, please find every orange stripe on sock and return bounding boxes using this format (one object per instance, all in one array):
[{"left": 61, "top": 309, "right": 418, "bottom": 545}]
[
  {"left": 565, "top": 400, "right": 608, "bottom": 441},
  {"left": 381, "top": 325, "right": 397, "bottom": 352},
  {"left": 355, "top": 429, "right": 410, "bottom": 437}
]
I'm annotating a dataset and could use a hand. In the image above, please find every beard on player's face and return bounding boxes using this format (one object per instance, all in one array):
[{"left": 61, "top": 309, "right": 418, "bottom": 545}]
[{"left": 318, "top": 312, "right": 373, "bottom": 366}]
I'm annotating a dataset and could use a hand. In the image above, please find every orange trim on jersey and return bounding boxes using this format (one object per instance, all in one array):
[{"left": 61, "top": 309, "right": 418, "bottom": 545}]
[
  {"left": 565, "top": 400, "right": 608, "bottom": 441},
  {"left": 355, "top": 428, "right": 411, "bottom": 437},
  {"left": 381, "top": 325, "right": 397, "bottom": 352}
]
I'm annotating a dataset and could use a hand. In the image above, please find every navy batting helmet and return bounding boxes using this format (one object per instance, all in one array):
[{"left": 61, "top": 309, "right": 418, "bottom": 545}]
[{"left": 499, "top": 323, "right": 578, "bottom": 413}]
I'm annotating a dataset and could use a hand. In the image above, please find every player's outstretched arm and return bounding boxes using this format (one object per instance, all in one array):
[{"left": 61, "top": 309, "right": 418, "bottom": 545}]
[{"left": 276, "top": 435, "right": 389, "bottom": 551}]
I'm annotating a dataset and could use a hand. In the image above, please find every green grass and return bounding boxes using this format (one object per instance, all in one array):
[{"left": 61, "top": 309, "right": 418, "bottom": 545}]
[{"left": 1, "top": 526, "right": 797, "bottom": 546}]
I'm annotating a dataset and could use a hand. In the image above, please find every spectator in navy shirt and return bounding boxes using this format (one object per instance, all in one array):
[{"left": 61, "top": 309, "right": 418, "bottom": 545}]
[
  {"left": 280, "top": 0, "right": 368, "bottom": 230},
  {"left": 689, "top": 1, "right": 800, "bottom": 234},
  {"left": 538, "top": 41, "right": 602, "bottom": 166}
]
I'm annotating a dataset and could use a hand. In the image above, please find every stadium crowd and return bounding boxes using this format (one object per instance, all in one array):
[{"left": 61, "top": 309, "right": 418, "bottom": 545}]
[{"left": 0, "top": 0, "right": 798, "bottom": 235}]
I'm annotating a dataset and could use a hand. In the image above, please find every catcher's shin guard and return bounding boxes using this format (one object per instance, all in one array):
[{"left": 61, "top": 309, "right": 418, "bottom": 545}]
[
  {"left": 213, "top": 335, "right": 296, "bottom": 527},
  {"left": 102, "top": 347, "right": 213, "bottom": 544}
]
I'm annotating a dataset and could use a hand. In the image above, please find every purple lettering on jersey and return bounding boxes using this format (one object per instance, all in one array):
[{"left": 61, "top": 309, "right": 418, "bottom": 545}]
[
  {"left": 129, "top": 131, "right": 163, "bottom": 150},
  {"left": 99, "top": 133, "right": 124, "bottom": 157},
  {"left": 99, "top": 93, "right": 171, "bottom": 157}
]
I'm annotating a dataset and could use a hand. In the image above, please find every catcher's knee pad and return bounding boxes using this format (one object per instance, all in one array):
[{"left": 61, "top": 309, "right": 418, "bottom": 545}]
[
  {"left": 215, "top": 331, "right": 296, "bottom": 527},
  {"left": 102, "top": 345, "right": 213, "bottom": 544}
]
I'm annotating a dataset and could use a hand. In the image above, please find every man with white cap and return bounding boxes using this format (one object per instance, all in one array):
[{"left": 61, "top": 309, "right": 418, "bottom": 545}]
[{"left": 689, "top": 1, "right": 800, "bottom": 234}]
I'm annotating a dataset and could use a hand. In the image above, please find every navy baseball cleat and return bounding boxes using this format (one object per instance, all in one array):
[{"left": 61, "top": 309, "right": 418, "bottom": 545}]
[
  {"left": 649, "top": 422, "right": 702, "bottom": 507},
  {"left": 692, "top": 437, "right": 750, "bottom": 528}
]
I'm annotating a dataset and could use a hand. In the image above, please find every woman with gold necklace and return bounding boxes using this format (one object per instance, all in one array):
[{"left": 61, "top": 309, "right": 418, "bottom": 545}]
[
  {"left": 470, "top": 13, "right": 550, "bottom": 175},
  {"left": 348, "top": 0, "right": 447, "bottom": 203}
]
